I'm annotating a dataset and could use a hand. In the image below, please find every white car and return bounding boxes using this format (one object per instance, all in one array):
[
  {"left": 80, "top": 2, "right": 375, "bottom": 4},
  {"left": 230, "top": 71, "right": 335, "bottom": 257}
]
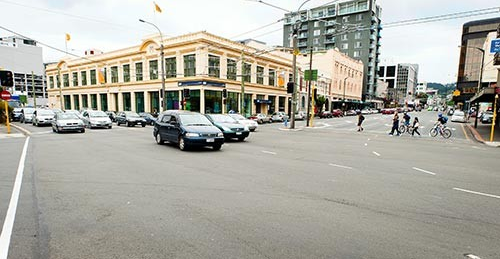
[
  {"left": 451, "top": 110, "right": 466, "bottom": 123},
  {"left": 271, "top": 112, "right": 288, "bottom": 122},
  {"left": 228, "top": 114, "right": 258, "bottom": 132},
  {"left": 32, "top": 109, "right": 55, "bottom": 126},
  {"left": 81, "top": 110, "right": 112, "bottom": 129}
]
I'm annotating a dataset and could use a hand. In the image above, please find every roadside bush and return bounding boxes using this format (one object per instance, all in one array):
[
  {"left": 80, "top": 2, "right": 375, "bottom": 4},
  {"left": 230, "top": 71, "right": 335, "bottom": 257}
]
[{"left": 0, "top": 100, "right": 14, "bottom": 123}]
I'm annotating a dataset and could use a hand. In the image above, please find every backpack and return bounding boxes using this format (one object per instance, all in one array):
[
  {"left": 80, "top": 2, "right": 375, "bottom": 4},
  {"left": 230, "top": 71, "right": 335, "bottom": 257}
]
[{"left": 442, "top": 116, "right": 448, "bottom": 123}]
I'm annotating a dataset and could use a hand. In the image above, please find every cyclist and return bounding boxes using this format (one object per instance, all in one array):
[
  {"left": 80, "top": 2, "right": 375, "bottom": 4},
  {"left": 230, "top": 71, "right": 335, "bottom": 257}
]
[
  {"left": 403, "top": 112, "right": 411, "bottom": 127},
  {"left": 437, "top": 112, "right": 447, "bottom": 126}
]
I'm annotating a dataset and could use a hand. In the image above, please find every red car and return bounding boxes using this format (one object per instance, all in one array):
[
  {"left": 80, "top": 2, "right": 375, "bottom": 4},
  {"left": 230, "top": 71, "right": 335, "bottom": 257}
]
[
  {"left": 381, "top": 108, "right": 396, "bottom": 115},
  {"left": 331, "top": 109, "right": 343, "bottom": 117}
]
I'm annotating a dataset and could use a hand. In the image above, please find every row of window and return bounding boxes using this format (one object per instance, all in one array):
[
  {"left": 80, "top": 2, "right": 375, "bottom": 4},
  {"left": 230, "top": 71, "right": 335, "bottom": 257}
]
[{"left": 49, "top": 55, "right": 280, "bottom": 88}]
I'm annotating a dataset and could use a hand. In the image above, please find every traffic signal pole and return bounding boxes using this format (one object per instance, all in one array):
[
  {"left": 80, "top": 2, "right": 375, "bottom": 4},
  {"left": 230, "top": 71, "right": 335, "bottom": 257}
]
[
  {"left": 306, "top": 48, "right": 313, "bottom": 127},
  {"left": 290, "top": 27, "right": 298, "bottom": 129}
]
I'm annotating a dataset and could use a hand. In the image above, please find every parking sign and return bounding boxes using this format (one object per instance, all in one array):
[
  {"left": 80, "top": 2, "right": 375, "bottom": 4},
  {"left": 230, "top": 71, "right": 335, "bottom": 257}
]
[{"left": 490, "top": 38, "right": 500, "bottom": 53}]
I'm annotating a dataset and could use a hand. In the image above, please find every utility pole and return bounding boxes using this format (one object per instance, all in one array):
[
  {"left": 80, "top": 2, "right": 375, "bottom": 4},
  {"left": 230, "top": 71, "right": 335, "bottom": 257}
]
[
  {"left": 240, "top": 51, "right": 246, "bottom": 116},
  {"left": 58, "top": 67, "right": 63, "bottom": 109},
  {"left": 32, "top": 71, "right": 36, "bottom": 108},
  {"left": 291, "top": 25, "right": 298, "bottom": 129},
  {"left": 306, "top": 48, "right": 313, "bottom": 127}
]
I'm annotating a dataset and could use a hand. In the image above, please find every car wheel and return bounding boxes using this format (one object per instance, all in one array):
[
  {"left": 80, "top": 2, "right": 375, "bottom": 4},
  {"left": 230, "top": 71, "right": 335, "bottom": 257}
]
[
  {"left": 155, "top": 134, "right": 164, "bottom": 145},
  {"left": 142, "top": 123, "right": 146, "bottom": 127},
  {"left": 238, "top": 137, "right": 246, "bottom": 142},
  {"left": 213, "top": 144, "right": 222, "bottom": 151},
  {"left": 108, "top": 125, "right": 112, "bottom": 129},
  {"left": 179, "top": 136, "right": 187, "bottom": 151},
  {"left": 117, "top": 121, "right": 120, "bottom": 126},
  {"left": 80, "top": 128, "right": 85, "bottom": 133},
  {"left": 52, "top": 127, "right": 56, "bottom": 133}
]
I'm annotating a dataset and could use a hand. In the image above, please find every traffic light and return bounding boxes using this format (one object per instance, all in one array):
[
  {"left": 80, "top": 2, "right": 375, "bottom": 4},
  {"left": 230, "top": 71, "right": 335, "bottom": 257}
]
[
  {"left": 183, "top": 88, "right": 190, "bottom": 99},
  {"left": 287, "top": 82, "right": 294, "bottom": 94},
  {"left": 313, "top": 88, "right": 318, "bottom": 100},
  {"left": 222, "top": 88, "right": 227, "bottom": 98},
  {"left": 0, "top": 70, "right": 14, "bottom": 87}
]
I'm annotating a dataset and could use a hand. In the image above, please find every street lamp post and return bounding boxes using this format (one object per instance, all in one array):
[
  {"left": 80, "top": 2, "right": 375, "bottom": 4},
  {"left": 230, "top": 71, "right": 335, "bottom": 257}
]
[
  {"left": 139, "top": 19, "right": 166, "bottom": 112},
  {"left": 343, "top": 76, "right": 348, "bottom": 114},
  {"left": 459, "top": 45, "right": 484, "bottom": 128}
]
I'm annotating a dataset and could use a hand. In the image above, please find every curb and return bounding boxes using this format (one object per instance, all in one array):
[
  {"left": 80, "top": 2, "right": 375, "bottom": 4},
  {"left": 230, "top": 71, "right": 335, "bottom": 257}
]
[
  {"left": 10, "top": 123, "right": 32, "bottom": 136},
  {"left": 466, "top": 124, "right": 500, "bottom": 147}
]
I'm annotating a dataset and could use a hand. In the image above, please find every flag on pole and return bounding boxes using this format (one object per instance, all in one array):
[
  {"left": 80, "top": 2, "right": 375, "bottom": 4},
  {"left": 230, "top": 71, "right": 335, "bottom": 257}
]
[
  {"left": 65, "top": 33, "right": 71, "bottom": 41},
  {"left": 154, "top": 2, "right": 162, "bottom": 13},
  {"left": 98, "top": 70, "right": 105, "bottom": 84}
]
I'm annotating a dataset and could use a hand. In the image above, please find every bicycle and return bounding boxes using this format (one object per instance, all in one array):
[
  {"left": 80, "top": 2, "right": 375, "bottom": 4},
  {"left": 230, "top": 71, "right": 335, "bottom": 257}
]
[
  {"left": 429, "top": 122, "right": 452, "bottom": 139},
  {"left": 399, "top": 122, "right": 412, "bottom": 134}
]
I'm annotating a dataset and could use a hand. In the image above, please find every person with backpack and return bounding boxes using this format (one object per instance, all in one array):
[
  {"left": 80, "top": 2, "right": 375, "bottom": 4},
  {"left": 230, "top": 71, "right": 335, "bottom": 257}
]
[
  {"left": 357, "top": 111, "right": 365, "bottom": 132},
  {"left": 412, "top": 117, "right": 421, "bottom": 136},
  {"left": 403, "top": 112, "right": 411, "bottom": 126}
]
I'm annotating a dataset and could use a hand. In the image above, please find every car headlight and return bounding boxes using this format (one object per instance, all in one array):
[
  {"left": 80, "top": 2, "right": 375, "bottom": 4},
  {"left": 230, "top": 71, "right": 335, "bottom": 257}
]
[
  {"left": 185, "top": 133, "right": 199, "bottom": 137},
  {"left": 217, "top": 132, "right": 224, "bottom": 137},
  {"left": 244, "top": 125, "right": 249, "bottom": 131}
]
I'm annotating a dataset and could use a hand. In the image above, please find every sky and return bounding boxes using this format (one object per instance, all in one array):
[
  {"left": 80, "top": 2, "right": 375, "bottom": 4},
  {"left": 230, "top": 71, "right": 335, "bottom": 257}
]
[{"left": 0, "top": 0, "right": 499, "bottom": 84}]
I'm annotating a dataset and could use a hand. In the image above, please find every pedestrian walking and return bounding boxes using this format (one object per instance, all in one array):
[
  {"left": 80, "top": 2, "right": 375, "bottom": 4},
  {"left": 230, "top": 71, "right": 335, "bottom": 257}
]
[
  {"left": 284, "top": 116, "right": 288, "bottom": 128},
  {"left": 357, "top": 112, "right": 365, "bottom": 132},
  {"left": 412, "top": 117, "right": 421, "bottom": 136},
  {"left": 389, "top": 113, "right": 400, "bottom": 136}
]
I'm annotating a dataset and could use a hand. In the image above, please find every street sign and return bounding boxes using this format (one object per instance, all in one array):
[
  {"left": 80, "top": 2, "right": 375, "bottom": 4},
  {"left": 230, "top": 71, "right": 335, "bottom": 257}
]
[
  {"left": 490, "top": 38, "right": 500, "bottom": 53},
  {"left": 0, "top": 90, "right": 11, "bottom": 100},
  {"left": 304, "top": 69, "right": 318, "bottom": 81},
  {"left": 453, "top": 90, "right": 461, "bottom": 97}
]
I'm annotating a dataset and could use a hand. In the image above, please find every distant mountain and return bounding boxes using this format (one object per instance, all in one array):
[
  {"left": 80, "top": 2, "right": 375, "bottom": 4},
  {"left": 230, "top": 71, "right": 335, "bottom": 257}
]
[{"left": 427, "top": 82, "right": 456, "bottom": 95}]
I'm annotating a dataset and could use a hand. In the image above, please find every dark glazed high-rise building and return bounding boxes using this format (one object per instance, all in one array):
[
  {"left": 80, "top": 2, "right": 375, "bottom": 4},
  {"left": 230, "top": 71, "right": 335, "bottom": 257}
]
[
  {"left": 282, "top": 0, "right": 382, "bottom": 101},
  {"left": 455, "top": 17, "right": 500, "bottom": 104}
]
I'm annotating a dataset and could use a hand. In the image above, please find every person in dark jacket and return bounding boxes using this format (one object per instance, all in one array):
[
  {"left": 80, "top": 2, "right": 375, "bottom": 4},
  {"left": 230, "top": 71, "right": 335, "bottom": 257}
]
[
  {"left": 357, "top": 112, "right": 365, "bottom": 132},
  {"left": 389, "top": 113, "right": 400, "bottom": 136},
  {"left": 412, "top": 117, "right": 421, "bottom": 136}
]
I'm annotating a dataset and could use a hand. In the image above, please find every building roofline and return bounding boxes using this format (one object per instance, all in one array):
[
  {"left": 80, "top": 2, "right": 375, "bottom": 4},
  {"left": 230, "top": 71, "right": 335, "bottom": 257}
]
[{"left": 463, "top": 17, "right": 500, "bottom": 28}]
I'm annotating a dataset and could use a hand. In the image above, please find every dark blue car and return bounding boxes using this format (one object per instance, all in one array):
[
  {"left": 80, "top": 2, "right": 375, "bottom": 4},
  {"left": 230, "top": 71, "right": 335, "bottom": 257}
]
[{"left": 153, "top": 110, "right": 224, "bottom": 151}]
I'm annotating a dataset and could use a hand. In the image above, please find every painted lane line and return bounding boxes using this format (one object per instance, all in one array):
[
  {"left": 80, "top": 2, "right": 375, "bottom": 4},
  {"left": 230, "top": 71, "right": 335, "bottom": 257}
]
[
  {"left": 372, "top": 151, "right": 381, "bottom": 157},
  {"left": 412, "top": 167, "right": 436, "bottom": 176},
  {"left": 261, "top": 150, "right": 277, "bottom": 155},
  {"left": 329, "top": 163, "right": 353, "bottom": 170},
  {"left": 364, "top": 143, "right": 368, "bottom": 146},
  {"left": 453, "top": 188, "right": 500, "bottom": 200},
  {"left": 464, "top": 254, "right": 482, "bottom": 259},
  {"left": 0, "top": 137, "right": 30, "bottom": 259}
]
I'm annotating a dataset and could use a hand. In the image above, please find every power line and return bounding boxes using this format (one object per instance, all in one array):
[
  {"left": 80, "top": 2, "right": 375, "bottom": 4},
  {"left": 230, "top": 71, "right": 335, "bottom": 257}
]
[
  {"left": 230, "top": 20, "right": 283, "bottom": 39},
  {"left": 384, "top": 7, "right": 500, "bottom": 26}
]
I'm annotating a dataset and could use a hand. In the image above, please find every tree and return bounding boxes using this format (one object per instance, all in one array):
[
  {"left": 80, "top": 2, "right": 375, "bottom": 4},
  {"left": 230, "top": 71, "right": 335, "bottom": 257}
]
[
  {"left": 0, "top": 100, "right": 14, "bottom": 123},
  {"left": 416, "top": 93, "right": 428, "bottom": 99},
  {"left": 315, "top": 95, "right": 326, "bottom": 112}
]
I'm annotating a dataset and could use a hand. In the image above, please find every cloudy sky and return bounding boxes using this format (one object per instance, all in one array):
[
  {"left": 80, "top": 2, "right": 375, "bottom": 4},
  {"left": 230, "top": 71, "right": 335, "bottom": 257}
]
[{"left": 0, "top": 0, "right": 499, "bottom": 83}]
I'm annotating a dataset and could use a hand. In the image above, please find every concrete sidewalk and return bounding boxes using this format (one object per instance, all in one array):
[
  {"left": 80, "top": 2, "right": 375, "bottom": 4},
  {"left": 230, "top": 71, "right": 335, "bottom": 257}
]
[
  {"left": 0, "top": 123, "right": 25, "bottom": 139},
  {"left": 466, "top": 120, "right": 500, "bottom": 147}
]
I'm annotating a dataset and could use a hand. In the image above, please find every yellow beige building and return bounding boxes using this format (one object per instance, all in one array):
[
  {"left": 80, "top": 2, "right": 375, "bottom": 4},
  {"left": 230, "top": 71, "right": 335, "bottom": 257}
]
[{"left": 46, "top": 31, "right": 363, "bottom": 116}]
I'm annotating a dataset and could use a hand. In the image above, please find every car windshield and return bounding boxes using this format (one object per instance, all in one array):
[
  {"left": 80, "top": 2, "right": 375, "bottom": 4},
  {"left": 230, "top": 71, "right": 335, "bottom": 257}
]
[
  {"left": 23, "top": 108, "right": 35, "bottom": 114},
  {"left": 229, "top": 114, "right": 245, "bottom": 120},
  {"left": 88, "top": 111, "right": 108, "bottom": 117},
  {"left": 210, "top": 114, "right": 237, "bottom": 123},
  {"left": 38, "top": 110, "right": 55, "bottom": 116},
  {"left": 58, "top": 114, "right": 79, "bottom": 120},
  {"left": 179, "top": 114, "right": 213, "bottom": 126},
  {"left": 65, "top": 110, "right": 80, "bottom": 115},
  {"left": 124, "top": 112, "right": 141, "bottom": 118}
]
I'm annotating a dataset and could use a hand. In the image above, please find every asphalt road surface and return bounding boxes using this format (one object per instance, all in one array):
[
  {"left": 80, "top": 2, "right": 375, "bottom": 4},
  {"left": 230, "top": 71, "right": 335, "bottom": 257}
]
[{"left": 1, "top": 111, "right": 499, "bottom": 259}]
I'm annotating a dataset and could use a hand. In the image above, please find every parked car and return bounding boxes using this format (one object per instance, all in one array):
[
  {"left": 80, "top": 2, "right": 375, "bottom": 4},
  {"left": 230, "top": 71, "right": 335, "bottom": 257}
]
[
  {"left": 81, "top": 110, "right": 112, "bottom": 129},
  {"left": 294, "top": 111, "right": 306, "bottom": 120},
  {"left": 206, "top": 114, "right": 250, "bottom": 141},
  {"left": 139, "top": 112, "right": 157, "bottom": 125},
  {"left": 381, "top": 108, "right": 395, "bottom": 115},
  {"left": 116, "top": 111, "right": 147, "bottom": 127},
  {"left": 447, "top": 109, "right": 455, "bottom": 116},
  {"left": 331, "top": 109, "right": 343, "bottom": 117},
  {"left": 52, "top": 113, "right": 85, "bottom": 133},
  {"left": 270, "top": 112, "right": 288, "bottom": 122},
  {"left": 153, "top": 110, "right": 224, "bottom": 151},
  {"left": 319, "top": 111, "right": 333, "bottom": 118},
  {"left": 32, "top": 109, "right": 55, "bottom": 126},
  {"left": 51, "top": 108, "right": 64, "bottom": 115},
  {"left": 249, "top": 113, "right": 271, "bottom": 124},
  {"left": 65, "top": 110, "right": 83, "bottom": 120},
  {"left": 12, "top": 108, "right": 23, "bottom": 121},
  {"left": 481, "top": 111, "right": 494, "bottom": 124},
  {"left": 345, "top": 110, "right": 357, "bottom": 116},
  {"left": 106, "top": 111, "right": 117, "bottom": 122},
  {"left": 20, "top": 107, "right": 35, "bottom": 124},
  {"left": 451, "top": 110, "right": 466, "bottom": 123},
  {"left": 228, "top": 113, "right": 258, "bottom": 132}
]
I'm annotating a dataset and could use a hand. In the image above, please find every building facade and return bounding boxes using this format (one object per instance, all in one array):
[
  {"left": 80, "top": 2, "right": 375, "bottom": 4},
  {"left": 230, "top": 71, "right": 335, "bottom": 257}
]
[
  {"left": 455, "top": 17, "right": 500, "bottom": 105},
  {"left": 0, "top": 36, "right": 46, "bottom": 105},
  {"left": 282, "top": 0, "right": 382, "bottom": 101},
  {"left": 46, "top": 32, "right": 302, "bottom": 116},
  {"left": 378, "top": 63, "right": 419, "bottom": 105}
]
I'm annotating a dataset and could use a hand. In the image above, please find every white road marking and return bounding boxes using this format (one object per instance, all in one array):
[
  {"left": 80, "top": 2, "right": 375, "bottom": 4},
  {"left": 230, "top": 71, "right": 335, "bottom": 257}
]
[
  {"left": 329, "top": 163, "right": 353, "bottom": 170},
  {"left": 453, "top": 188, "right": 500, "bottom": 200},
  {"left": 372, "top": 151, "right": 381, "bottom": 157},
  {"left": 364, "top": 143, "right": 368, "bottom": 146},
  {"left": 384, "top": 124, "right": 392, "bottom": 127},
  {"left": 464, "top": 253, "right": 482, "bottom": 259},
  {"left": 412, "top": 167, "right": 436, "bottom": 176},
  {"left": 0, "top": 133, "right": 25, "bottom": 139},
  {"left": 345, "top": 120, "right": 353, "bottom": 124},
  {"left": 262, "top": 150, "right": 277, "bottom": 155},
  {"left": 31, "top": 130, "right": 52, "bottom": 135},
  {"left": 0, "top": 137, "right": 30, "bottom": 259}
]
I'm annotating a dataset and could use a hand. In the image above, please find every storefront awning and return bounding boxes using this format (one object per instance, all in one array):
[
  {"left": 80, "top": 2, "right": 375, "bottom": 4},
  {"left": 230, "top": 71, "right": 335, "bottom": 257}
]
[{"left": 469, "top": 87, "right": 499, "bottom": 103}]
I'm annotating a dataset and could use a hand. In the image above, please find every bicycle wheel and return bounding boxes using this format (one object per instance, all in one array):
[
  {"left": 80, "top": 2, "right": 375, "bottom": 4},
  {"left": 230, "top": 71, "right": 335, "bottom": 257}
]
[
  {"left": 430, "top": 128, "right": 438, "bottom": 137},
  {"left": 399, "top": 125, "right": 406, "bottom": 133},
  {"left": 442, "top": 128, "right": 452, "bottom": 139},
  {"left": 408, "top": 127, "right": 414, "bottom": 135}
]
